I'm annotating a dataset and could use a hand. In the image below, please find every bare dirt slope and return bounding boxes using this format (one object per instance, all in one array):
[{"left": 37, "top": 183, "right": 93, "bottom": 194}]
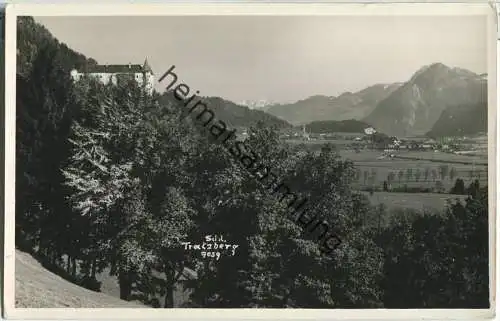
[{"left": 15, "top": 250, "right": 144, "bottom": 308}]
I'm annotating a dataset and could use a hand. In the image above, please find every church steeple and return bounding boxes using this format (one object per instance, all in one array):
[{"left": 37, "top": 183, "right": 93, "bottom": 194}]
[{"left": 143, "top": 57, "right": 153, "bottom": 74}]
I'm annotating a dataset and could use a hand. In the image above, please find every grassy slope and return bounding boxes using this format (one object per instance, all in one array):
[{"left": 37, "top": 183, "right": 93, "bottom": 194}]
[{"left": 15, "top": 250, "right": 145, "bottom": 308}]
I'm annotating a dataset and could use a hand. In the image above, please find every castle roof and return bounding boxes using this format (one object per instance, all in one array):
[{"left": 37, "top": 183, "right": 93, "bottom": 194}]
[
  {"left": 84, "top": 64, "right": 143, "bottom": 73},
  {"left": 76, "top": 58, "right": 153, "bottom": 74}
]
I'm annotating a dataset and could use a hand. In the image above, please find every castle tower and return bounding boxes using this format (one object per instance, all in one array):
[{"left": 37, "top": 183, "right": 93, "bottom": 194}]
[
  {"left": 142, "top": 57, "right": 154, "bottom": 94},
  {"left": 143, "top": 58, "right": 153, "bottom": 75}
]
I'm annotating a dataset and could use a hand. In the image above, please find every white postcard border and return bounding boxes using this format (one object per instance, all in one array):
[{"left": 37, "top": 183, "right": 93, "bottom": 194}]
[{"left": 3, "top": 2, "right": 497, "bottom": 320}]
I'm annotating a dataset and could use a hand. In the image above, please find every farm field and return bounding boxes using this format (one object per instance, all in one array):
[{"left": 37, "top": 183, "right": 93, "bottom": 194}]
[
  {"left": 353, "top": 164, "right": 487, "bottom": 191},
  {"left": 392, "top": 151, "right": 487, "bottom": 164},
  {"left": 286, "top": 138, "right": 354, "bottom": 146},
  {"left": 284, "top": 140, "right": 489, "bottom": 192},
  {"left": 361, "top": 191, "right": 468, "bottom": 212},
  {"left": 336, "top": 149, "right": 486, "bottom": 191},
  {"left": 347, "top": 150, "right": 487, "bottom": 191},
  {"left": 338, "top": 149, "right": 487, "bottom": 164}
]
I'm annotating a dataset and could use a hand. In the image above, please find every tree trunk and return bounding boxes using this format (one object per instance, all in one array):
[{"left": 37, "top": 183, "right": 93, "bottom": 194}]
[
  {"left": 71, "top": 257, "right": 77, "bottom": 277},
  {"left": 91, "top": 258, "right": 97, "bottom": 279},
  {"left": 378, "top": 211, "right": 381, "bottom": 233},
  {"left": 282, "top": 282, "right": 293, "bottom": 307},
  {"left": 54, "top": 250, "right": 60, "bottom": 266},
  {"left": 119, "top": 270, "right": 132, "bottom": 301},
  {"left": 50, "top": 250, "right": 56, "bottom": 266},
  {"left": 66, "top": 255, "right": 71, "bottom": 274},
  {"left": 164, "top": 268, "right": 175, "bottom": 308}
]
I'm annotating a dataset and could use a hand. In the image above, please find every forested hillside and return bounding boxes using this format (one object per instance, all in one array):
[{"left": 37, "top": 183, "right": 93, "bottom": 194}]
[
  {"left": 17, "top": 17, "right": 97, "bottom": 76},
  {"left": 157, "top": 94, "right": 291, "bottom": 129},
  {"left": 15, "top": 16, "right": 489, "bottom": 309},
  {"left": 426, "top": 101, "right": 487, "bottom": 138},
  {"left": 202, "top": 96, "right": 291, "bottom": 128}
]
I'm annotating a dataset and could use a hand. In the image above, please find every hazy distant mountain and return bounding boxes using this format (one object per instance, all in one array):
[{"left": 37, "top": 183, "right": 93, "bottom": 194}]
[
  {"left": 426, "top": 101, "right": 487, "bottom": 138},
  {"left": 239, "top": 99, "right": 276, "bottom": 111},
  {"left": 203, "top": 97, "right": 291, "bottom": 128},
  {"left": 265, "top": 83, "right": 401, "bottom": 125},
  {"left": 160, "top": 93, "right": 291, "bottom": 129},
  {"left": 306, "top": 119, "right": 372, "bottom": 134},
  {"left": 364, "top": 63, "right": 487, "bottom": 137}
]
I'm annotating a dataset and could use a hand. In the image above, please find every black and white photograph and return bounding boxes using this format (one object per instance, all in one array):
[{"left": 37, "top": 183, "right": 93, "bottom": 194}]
[{"left": 3, "top": 3, "right": 497, "bottom": 319}]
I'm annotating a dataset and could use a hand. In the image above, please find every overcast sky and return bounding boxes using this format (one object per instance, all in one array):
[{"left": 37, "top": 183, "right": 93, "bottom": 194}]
[{"left": 34, "top": 15, "right": 487, "bottom": 103}]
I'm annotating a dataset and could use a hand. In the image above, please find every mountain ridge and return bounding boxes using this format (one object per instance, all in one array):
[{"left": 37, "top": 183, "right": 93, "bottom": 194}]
[
  {"left": 266, "top": 83, "right": 402, "bottom": 125},
  {"left": 263, "top": 63, "right": 486, "bottom": 137},
  {"left": 159, "top": 93, "right": 291, "bottom": 129},
  {"left": 200, "top": 96, "right": 291, "bottom": 128},
  {"left": 364, "top": 63, "right": 487, "bottom": 136}
]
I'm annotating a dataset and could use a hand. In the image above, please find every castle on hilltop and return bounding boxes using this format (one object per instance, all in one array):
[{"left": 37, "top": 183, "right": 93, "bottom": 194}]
[{"left": 70, "top": 58, "right": 154, "bottom": 94}]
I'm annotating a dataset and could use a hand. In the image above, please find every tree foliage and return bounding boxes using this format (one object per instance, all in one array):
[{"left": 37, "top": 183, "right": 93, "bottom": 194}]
[{"left": 378, "top": 188, "right": 489, "bottom": 308}]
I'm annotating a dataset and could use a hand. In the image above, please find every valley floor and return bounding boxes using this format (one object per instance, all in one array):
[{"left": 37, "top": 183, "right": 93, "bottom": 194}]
[{"left": 362, "top": 191, "right": 468, "bottom": 212}]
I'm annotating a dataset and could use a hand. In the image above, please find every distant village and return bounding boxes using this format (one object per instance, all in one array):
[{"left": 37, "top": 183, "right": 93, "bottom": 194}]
[{"left": 277, "top": 125, "right": 487, "bottom": 158}]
